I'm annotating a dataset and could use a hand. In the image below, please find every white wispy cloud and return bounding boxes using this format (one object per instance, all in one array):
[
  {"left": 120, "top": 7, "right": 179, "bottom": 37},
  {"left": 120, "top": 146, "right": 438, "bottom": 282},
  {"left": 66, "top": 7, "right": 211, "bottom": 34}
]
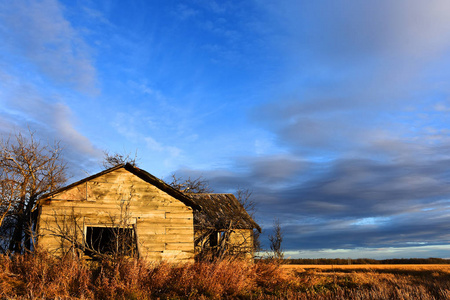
[
  {"left": 0, "top": 74, "right": 101, "bottom": 158},
  {"left": 0, "top": 0, "right": 104, "bottom": 178},
  {"left": 111, "top": 111, "right": 184, "bottom": 170},
  {"left": 0, "top": 0, "right": 98, "bottom": 94},
  {"left": 434, "top": 103, "right": 450, "bottom": 112},
  {"left": 144, "top": 136, "right": 181, "bottom": 158}
]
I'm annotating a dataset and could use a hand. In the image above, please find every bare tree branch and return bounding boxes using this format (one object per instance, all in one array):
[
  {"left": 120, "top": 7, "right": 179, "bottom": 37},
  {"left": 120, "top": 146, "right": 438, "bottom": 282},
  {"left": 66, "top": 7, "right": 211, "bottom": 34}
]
[
  {"left": 102, "top": 150, "right": 139, "bottom": 168},
  {"left": 169, "top": 174, "right": 212, "bottom": 194},
  {"left": 0, "top": 129, "right": 67, "bottom": 253}
]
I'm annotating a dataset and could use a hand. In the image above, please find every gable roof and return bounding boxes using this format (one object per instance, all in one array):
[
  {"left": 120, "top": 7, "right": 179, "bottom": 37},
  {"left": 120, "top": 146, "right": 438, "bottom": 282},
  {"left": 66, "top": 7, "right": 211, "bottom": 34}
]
[
  {"left": 40, "top": 163, "right": 201, "bottom": 210},
  {"left": 40, "top": 165, "right": 260, "bottom": 232},
  {"left": 188, "top": 193, "right": 261, "bottom": 232}
]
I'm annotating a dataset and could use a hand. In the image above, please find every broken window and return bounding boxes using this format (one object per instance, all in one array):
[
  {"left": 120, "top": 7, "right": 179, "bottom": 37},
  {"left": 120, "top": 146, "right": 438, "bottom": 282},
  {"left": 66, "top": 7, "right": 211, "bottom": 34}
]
[
  {"left": 209, "top": 231, "right": 226, "bottom": 247},
  {"left": 209, "top": 231, "right": 219, "bottom": 247},
  {"left": 84, "top": 226, "right": 136, "bottom": 257}
]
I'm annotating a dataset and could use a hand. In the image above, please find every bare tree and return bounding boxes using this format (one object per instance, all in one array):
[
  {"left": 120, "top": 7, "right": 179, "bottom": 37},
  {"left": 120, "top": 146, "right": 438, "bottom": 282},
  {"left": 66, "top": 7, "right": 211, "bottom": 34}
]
[
  {"left": 268, "top": 218, "right": 283, "bottom": 260},
  {"left": 169, "top": 176, "right": 254, "bottom": 213},
  {"left": 169, "top": 174, "right": 212, "bottom": 193},
  {"left": 236, "top": 188, "right": 255, "bottom": 216},
  {"left": 102, "top": 150, "right": 139, "bottom": 169},
  {"left": 0, "top": 130, "right": 67, "bottom": 253},
  {"left": 0, "top": 178, "right": 14, "bottom": 228}
]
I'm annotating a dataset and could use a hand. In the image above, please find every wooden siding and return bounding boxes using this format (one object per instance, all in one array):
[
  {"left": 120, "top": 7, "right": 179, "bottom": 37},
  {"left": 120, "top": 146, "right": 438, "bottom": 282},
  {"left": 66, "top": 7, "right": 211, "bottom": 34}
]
[
  {"left": 229, "top": 229, "right": 254, "bottom": 259},
  {"left": 37, "top": 168, "right": 194, "bottom": 262},
  {"left": 193, "top": 228, "right": 254, "bottom": 260}
]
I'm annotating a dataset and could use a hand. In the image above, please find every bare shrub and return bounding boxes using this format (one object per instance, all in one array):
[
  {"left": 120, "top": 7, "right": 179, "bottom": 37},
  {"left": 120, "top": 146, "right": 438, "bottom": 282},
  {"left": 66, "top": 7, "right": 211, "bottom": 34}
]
[{"left": 268, "top": 218, "right": 284, "bottom": 260}]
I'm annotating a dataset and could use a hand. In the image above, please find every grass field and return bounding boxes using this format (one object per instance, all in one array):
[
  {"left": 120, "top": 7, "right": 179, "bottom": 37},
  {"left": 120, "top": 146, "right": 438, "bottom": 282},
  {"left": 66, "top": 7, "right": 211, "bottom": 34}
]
[
  {"left": 279, "top": 264, "right": 450, "bottom": 299},
  {"left": 283, "top": 263, "right": 450, "bottom": 271},
  {"left": 2, "top": 254, "right": 450, "bottom": 299}
]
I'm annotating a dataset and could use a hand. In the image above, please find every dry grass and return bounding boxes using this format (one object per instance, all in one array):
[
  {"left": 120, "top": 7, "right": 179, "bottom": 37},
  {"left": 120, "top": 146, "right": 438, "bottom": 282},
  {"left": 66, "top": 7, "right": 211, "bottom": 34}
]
[
  {"left": 281, "top": 264, "right": 450, "bottom": 299},
  {"left": 283, "top": 264, "right": 450, "bottom": 271},
  {"left": 1, "top": 254, "right": 450, "bottom": 299}
]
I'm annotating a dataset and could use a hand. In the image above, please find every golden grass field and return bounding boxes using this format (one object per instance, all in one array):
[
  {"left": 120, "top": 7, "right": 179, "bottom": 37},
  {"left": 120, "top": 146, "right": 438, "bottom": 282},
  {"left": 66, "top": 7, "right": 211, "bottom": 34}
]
[
  {"left": 2, "top": 253, "right": 450, "bottom": 299},
  {"left": 283, "top": 263, "right": 450, "bottom": 271},
  {"left": 277, "top": 263, "right": 450, "bottom": 299}
]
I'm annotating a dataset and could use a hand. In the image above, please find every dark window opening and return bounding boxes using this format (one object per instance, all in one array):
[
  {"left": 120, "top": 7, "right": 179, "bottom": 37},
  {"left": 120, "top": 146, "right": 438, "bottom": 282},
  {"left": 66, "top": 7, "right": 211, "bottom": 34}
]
[
  {"left": 209, "top": 231, "right": 226, "bottom": 247},
  {"left": 209, "top": 231, "right": 218, "bottom": 247},
  {"left": 85, "top": 226, "right": 136, "bottom": 257}
]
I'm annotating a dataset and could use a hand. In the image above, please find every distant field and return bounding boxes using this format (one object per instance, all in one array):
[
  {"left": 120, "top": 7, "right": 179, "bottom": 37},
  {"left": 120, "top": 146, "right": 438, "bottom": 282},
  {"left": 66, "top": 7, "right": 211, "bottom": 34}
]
[
  {"left": 283, "top": 264, "right": 450, "bottom": 271},
  {"left": 279, "top": 263, "right": 450, "bottom": 298}
]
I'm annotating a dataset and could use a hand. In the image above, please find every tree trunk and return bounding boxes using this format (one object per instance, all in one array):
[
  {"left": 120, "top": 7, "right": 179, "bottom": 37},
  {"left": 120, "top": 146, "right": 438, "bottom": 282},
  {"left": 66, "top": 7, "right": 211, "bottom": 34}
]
[{"left": 9, "top": 213, "right": 24, "bottom": 253}]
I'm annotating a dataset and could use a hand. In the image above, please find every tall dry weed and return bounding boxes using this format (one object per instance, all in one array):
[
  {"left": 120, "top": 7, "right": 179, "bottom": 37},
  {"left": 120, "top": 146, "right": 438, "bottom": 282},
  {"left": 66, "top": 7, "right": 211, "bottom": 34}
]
[
  {"left": 2, "top": 252, "right": 93, "bottom": 299},
  {"left": 188, "top": 259, "right": 255, "bottom": 298}
]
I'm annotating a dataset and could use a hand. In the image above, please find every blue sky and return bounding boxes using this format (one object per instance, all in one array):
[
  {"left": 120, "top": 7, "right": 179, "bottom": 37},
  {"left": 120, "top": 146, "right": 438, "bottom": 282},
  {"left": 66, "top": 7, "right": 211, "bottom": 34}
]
[{"left": 2, "top": 0, "right": 450, "bottom": 259}]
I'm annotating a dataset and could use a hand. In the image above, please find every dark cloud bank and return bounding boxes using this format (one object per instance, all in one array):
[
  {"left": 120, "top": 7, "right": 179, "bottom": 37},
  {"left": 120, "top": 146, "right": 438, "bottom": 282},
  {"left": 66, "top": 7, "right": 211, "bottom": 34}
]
[{"left": 175, "top": 150, "right": 450, "bottom": 253}]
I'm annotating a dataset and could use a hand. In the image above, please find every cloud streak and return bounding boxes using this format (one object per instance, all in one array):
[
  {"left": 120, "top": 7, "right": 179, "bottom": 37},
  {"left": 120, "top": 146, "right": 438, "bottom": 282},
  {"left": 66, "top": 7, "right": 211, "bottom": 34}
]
[
  {"left": 0, "top": 0, "right": 97, "bottom": 94},
  {"left": 0, "top": 0, "right": 101, "bottom": 178},
  {"left": 0, "top": 75, "right": 102, "bottom": 176}
]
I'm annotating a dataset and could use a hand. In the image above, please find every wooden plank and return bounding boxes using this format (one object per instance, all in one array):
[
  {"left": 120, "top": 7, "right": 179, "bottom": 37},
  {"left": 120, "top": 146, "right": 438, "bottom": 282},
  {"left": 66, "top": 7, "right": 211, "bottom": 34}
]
[
  {"left": 161, "top": 250, "right": 193, "bottom": 261},
  {"left": 141, "top": 234, "right": 167, "bottom": 241},
  {"left": 49, "top": 183, "right": 87, "bottom": 201},
  {"left": 165, "top": 243, "right": 193, "bottom": 251},
  {"left": 165, "top": 212, "right": 194, "bottom": 219},
  {"left": 143, "top": 219, "right": 192, "bottom": 226},
  {"left": 134, "top": 227, "right": 165, "bottom": 235},
  {"left": 139, "top": 234, "right": 193, "bottom": 243},
  {"left": 165, "top": 228, "right": 193, "bottom": 235},
  {"left": 140, "top": 243, "right": 165, "bottom": 252},
  {"left": 45, "top": 199, "right": 188, "bottom": 210},
  {"left": 163, "top": 235, "right": 193, "bottom": 243},
  {"left": 41, "top": 202, "right": 168, "bottom": 212},
  {"left": 45, "top": 197, "right": 189, "bottom": 210},
  {"left": 142, "top": 253, "right": 163, "bottom": 260},
  {"left": 41, "top": 204, "right": 170, "bottom": 216}
]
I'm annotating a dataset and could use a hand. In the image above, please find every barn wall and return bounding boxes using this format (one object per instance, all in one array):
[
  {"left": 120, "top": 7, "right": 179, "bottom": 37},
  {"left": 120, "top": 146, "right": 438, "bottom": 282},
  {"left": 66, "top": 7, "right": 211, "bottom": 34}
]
[
  {"left": 193, "top": 228, "right": 254, "bottom": 260},
  {"left": 37, "top": 168, "right": 194, "bottom": 262},
  {"left": 229, "top": 229, "right": 254, "bottom": 259}
]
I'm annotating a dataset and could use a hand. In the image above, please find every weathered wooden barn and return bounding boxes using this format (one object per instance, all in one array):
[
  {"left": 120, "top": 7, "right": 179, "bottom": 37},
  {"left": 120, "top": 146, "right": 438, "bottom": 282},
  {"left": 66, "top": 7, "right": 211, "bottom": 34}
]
[
  {"left": 189, "top": 193, "right": 261, "bottom": 260},
  {"left": 36, "top": 164, "right": 260, "bottom": 262}
]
